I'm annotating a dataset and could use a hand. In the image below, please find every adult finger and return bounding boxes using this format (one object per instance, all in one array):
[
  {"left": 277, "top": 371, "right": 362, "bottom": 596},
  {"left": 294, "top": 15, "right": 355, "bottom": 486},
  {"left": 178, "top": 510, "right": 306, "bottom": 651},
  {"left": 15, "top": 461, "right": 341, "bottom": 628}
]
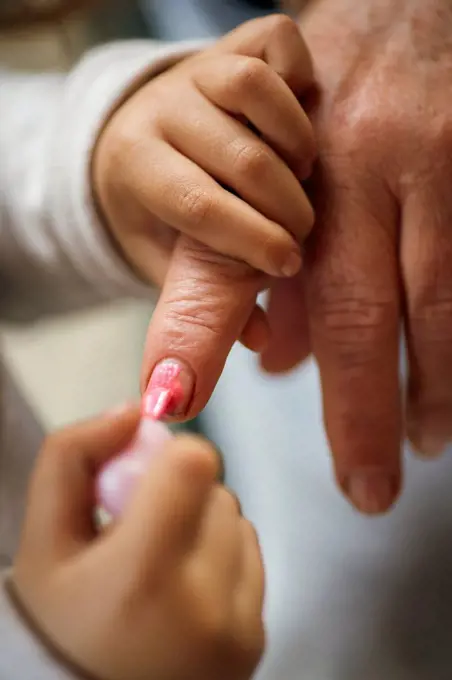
[
  {"left": 305, "top": 165, "right": 402, "bottom": 514},
  {"left": 260, "top": 274, "right": 311, "bottom": 373},
  {"left": 141, "top": 235, "right": 265, "bottom": 420},
  {"left": 402, "top": 181, "right": 452, "bottom": 456},
  {"left": 22, "top": 406, "right": 141, "bottom": 560},
  {"left": 240, "top": 304, "right": 271, "bottom": 353}
]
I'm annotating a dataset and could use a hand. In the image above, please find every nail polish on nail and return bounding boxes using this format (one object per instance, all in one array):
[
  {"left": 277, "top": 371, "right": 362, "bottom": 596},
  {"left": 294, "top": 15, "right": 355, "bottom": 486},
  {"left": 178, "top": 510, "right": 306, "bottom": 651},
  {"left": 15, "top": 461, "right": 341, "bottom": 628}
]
[
  {"left": 280, "top": 251, "right": 302, "bottom": 278},
  {"left": 142, "top": 358, "right": 194, "bottom": 420},
  {"left": 141, "top": 388, "right": 173, "bottom": 421},
  {"left": 344, "top": 471, "right": 398, "bottom": 515}
]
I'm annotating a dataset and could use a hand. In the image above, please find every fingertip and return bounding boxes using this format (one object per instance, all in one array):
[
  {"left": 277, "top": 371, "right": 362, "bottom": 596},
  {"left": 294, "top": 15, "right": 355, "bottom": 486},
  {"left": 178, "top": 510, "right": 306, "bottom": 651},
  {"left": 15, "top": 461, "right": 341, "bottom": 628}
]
[
  {"left": 256, "top": 228, "right": 302, "bottom": 278},
  {"left": 240, "top": 306, "right": 271, "bottom": 353},
  {"left": 259, "top": 340, "right": 309, "bottom": 374},
  {"left": 338, "top": 469, "right": 401, "bottom": 516},
  {"left": 259, "top": 352, "right": 292, "bottom": 374},
  {"left": 406, "top": 403, "right": 451, "bottom": 460},
  {"left": 165, "top": 434, "right": 221, "bottom": 486},
  {"left": 407, "top": 424, "right": 448, "bottom": 460}
]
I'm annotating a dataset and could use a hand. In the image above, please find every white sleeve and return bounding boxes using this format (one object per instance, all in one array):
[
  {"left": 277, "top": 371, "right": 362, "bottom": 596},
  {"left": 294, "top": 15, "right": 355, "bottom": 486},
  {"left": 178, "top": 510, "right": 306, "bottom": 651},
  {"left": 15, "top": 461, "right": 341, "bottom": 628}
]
[
  {"left": 0, "top": 39, "right": 204, "bottom": 322},
  {"left": 0, "top": 571, "right": 81, "bottom": 679}
]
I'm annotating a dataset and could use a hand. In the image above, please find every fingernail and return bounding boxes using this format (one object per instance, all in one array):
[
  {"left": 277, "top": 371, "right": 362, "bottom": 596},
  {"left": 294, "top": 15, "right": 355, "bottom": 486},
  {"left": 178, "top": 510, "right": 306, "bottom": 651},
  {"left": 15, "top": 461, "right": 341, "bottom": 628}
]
[
  {"left": 344, "top": 471, "right": 399, "bottom": 515},
  {"left": 142, "top": 358, "right": 194, "bottom": 420},
  {"left": 412, "top": 437, "right": 446, "bottom": 459},
  {"left": 280, "top": 250, "right": 302, "bottom": 278},
  {"left": 407, "top": 427, "right": 447, "bottom": 459}
]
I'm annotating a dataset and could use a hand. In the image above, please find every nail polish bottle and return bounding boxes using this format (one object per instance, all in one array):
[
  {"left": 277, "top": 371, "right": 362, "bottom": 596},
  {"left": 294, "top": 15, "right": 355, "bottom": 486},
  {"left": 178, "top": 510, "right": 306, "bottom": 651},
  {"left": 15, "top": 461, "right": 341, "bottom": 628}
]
[
  {"left": 96, "top": 417, "right": 172, "bottom": 521},
  {"left": 96, "top": 360, "right": 186, "bottom": 521}
]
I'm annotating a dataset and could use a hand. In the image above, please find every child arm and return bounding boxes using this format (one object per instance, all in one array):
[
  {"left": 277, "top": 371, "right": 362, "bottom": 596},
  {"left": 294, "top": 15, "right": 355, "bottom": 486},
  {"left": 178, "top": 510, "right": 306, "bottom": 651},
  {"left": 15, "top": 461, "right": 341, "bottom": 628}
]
[{"left": 0, "top": 40, "right": 201, "bottom": 323}]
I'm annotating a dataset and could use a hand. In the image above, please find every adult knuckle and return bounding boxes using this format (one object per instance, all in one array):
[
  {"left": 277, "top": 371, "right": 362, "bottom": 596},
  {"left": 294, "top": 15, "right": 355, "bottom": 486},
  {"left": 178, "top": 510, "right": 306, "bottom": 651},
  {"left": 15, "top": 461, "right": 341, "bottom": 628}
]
[
  {"left": 328, "top": 100, "right": 397, "bottom": 162},
  {"left": 333, "top": 403, "right": 395, "bottom": 452},
  {"left": 162, "top": 291, "right": 224, "bottom": 346},
  {"left": 178, "top": 185, "right": 214, "bottom": 229},
  {"left": 422, "top": 113, "right": 452, "bottom": 155},
  {"left": 311, "top": 284, "right": 398, "bottom": 367},
  {"left": 165, "top": 304, "right": 223, "bottom": 342},
  {"left": 337, "top": 115, "right": 377, "bottom": 156}
]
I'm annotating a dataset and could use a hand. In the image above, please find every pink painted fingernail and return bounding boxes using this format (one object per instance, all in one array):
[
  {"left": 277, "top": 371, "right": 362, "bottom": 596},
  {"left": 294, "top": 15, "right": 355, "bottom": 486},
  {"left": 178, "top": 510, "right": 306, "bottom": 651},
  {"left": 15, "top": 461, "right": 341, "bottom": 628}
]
[
  {"left": 142, "top": 358, "right": 194, "bottom": 420},
  {"left": 344, "top": 471, "right": 399, "bottom": 515}
]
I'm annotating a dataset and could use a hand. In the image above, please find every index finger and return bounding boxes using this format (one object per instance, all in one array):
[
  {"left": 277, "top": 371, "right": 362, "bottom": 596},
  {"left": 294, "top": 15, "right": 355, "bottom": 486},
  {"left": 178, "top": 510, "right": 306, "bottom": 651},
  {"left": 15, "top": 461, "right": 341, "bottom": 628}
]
[
  {"left": 141, "top": 235, "right": 265, "bottom": 420},
  {"left": 306, "top": 164, "right": 402, "bottom": 515}
]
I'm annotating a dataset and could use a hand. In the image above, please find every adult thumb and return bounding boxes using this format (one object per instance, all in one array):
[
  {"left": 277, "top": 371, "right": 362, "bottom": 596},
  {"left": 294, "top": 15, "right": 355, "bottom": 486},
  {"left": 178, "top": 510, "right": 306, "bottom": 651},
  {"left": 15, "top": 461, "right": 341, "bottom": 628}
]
[{"left": 141, "top": 236, "right": 267, "bottom": 421}]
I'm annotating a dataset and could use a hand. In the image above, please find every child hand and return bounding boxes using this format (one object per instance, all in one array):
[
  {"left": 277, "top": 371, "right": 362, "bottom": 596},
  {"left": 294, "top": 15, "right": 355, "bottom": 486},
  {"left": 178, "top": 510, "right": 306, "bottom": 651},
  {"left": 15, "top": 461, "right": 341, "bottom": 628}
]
[
  {"left": 93, "top": 14, "right": 316, "bottom": 286},
  {"left": 12, "top": 407, "right": 265, "bottom": 680}
]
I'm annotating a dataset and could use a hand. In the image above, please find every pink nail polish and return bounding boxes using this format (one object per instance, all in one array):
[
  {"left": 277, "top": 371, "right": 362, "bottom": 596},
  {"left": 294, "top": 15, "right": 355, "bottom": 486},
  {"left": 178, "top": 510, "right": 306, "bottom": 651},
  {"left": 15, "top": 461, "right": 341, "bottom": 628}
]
[
  {"left": 96, "top": 359, "right": 193, "bottom": 521},
  {"left": 142, "top": 359, "right": 193, "bottom": 420}
]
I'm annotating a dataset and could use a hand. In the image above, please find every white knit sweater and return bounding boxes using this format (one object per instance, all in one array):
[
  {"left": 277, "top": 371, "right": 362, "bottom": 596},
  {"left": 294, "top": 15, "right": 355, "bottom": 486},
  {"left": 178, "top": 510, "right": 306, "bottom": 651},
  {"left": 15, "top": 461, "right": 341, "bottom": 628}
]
[{"left": 0, "top": 39, "right": 197, "bottom": 679}]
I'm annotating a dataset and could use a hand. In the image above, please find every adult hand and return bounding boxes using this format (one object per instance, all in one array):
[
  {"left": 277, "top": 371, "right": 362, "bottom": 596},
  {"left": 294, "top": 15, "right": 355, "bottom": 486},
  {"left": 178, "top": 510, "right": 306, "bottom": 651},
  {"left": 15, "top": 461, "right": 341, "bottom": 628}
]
[
  {"left": 262, "top": 0, "right": 452, "bottom": 514},
  {"left": 135, "top": 15, "right": 316, "bottom": 418}
]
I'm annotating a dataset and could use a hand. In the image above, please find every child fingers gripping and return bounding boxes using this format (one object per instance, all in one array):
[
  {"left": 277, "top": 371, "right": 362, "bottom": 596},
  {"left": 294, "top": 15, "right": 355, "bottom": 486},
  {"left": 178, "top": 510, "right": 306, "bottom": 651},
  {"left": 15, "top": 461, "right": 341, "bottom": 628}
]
[
  {"left": 3, "top": 407, "right": 265, "bottom": 680},
  {"left": 92, "top": 14, "right": 317, "bottom": 420}
]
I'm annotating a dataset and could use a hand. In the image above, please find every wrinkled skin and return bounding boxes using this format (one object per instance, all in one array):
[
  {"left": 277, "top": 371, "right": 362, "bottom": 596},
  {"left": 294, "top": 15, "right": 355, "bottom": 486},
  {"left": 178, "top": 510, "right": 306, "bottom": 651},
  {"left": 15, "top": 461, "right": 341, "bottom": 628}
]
[
  {"left": 260, "top": 0, "right": 452, "bottom": 511},
  {"left": 139, "top": 0, "right": 452, "bottom": 512}
]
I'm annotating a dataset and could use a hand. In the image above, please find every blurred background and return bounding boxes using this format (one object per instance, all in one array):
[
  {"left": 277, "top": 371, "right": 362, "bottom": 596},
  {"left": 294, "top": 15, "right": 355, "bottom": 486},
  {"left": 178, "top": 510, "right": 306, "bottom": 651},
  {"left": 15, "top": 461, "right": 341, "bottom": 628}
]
[{"left": 0, "top": 0, "right": 282, "bottom": 432}]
